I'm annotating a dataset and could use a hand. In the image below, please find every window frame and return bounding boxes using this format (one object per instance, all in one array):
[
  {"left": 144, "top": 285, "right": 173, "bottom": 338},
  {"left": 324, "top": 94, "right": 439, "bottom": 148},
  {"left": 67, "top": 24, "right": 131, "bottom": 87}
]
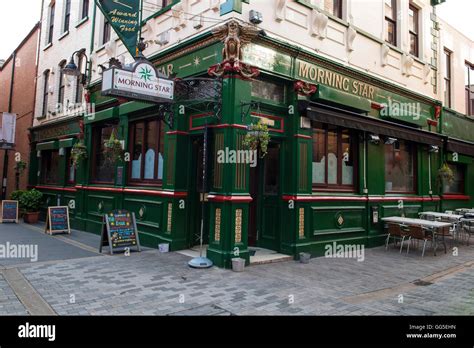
[
  {"left": 101, "top": 17, "right": 111, "bottom": 45},
  {"left": 127, "top": 118, "right": 165, "bottom": 186},
  {"left": 465, "top": 61, "right": 474, "bottom": 116},
  {"left": 40, "top": 149, "right": 60, "bottom": 185},
  {"left": 58, "top": 61, "right": 66, "bottom": 107},
  {"left": 444, "top": 48, "right": 452, "bottom": 108},
  {"left": 384, "top": 0, "right": 397, "bottom": 46},
  {"left": 42, "top": 70, "right": 50, "bottom": 117},
  {"left": 63, "top": 0, "right": 71, "bottom": 33},
  {"left": 384, "top": 140, "right": 417, "bottom": 194},
  {"left": 408, "top": 4, "right": 419, "bottom": 57},
  {"left": 90, "top": 123, "right": 118, "bottom": 184},
  {"left": 48, "top": 3, "right": 55, "bottom": 44},
  {"left": 81, "top": 0, "right": 89, "bottom": 19},
  {"left": 311, "top": 123, "right": 358, "bottom": 192}
]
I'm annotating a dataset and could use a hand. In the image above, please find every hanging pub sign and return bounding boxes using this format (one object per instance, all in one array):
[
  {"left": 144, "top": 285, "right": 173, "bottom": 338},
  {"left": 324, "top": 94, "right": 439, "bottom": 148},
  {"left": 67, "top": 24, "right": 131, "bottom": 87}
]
[
  {"left": 102, "top": 59, "right": 174, "bottom": 103},
  {"left": 95, "top": 0, "right": 141, "bottom": 57},
  {"left": 45, "top": 206, "right": 71, "bottom": 235},
  {"left": 100, "top": 210, "right": 141, "bottom": 255},
  {"left": 1, "top": 200, "right": 19, "bottom": 223},
  {"left": 0, "top": 112, "right": 16, "bottom": 150}
]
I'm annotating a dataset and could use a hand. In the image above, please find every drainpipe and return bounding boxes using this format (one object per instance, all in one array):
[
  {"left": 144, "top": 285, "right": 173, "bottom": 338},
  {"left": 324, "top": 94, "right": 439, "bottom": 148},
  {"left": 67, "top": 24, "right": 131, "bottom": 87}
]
[{"left": 1, "top": 51, "right": 16, "bottom": 199}]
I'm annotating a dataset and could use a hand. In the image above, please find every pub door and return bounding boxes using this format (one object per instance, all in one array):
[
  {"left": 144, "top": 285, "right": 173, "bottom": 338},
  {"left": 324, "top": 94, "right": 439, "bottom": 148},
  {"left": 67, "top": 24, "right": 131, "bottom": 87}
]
[
  {"left": 188, "top": 136, "right": 210, "bottom": 247},
  {"left": 248, "top": 142, "right": 281, "bottom": 251}
]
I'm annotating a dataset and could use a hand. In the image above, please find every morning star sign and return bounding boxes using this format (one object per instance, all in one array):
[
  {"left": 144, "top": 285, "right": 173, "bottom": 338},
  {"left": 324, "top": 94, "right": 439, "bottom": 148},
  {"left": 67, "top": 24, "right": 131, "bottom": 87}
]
[{"left": 102, "top": 60, "right": 174, "bottom": 103}]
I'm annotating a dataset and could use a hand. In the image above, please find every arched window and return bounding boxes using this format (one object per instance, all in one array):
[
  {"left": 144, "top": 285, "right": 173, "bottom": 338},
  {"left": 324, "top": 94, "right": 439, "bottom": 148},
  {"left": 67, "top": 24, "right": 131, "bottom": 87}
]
[
  {"left": 58, "top": 60, "right": 66, "bottom": 109},
  {"left": 42, "top": 70, "right": 50, "bottom": 117}
]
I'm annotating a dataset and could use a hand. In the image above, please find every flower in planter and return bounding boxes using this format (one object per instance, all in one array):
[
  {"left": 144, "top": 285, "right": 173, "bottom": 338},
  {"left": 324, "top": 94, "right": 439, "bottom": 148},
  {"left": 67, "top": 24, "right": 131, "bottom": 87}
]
[
  {"left": 71, "top": 140, "right": 88, "bottom": 167},
  {"left": 104, "top": 132, "right": 125, "bottom": 164},
  {"left": 437, "top": 162, "right": 455, "bottom": 192},
  {"left": 14, "top": 160, "right": 27, "bottom": 175},
  {"left": 243, "top": 121, "right": 270, "bottom": 158}
]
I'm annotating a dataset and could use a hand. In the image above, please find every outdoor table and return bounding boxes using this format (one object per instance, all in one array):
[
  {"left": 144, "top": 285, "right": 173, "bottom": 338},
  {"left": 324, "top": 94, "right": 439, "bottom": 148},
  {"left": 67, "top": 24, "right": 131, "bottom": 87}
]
[
  {"left": 382, "top": 217, "right": 452, "bottom": 256},
  {"left": 419, "top": 211, "right": 463, "bottom": 221},
  {"left": 455, "top": 208, "right": 474, "bottom": 214}
]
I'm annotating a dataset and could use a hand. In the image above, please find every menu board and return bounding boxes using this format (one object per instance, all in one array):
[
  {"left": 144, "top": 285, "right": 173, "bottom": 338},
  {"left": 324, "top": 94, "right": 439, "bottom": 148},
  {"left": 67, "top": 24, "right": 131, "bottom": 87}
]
[
  {"left": 1, "top": 200, "right": 19, "bottom": 223},
  {"left": 100, "top": 210, "right": 141, "bottom": 254},
  {"left": 45, "top": 206, "right": 71, "bottom": 235}
]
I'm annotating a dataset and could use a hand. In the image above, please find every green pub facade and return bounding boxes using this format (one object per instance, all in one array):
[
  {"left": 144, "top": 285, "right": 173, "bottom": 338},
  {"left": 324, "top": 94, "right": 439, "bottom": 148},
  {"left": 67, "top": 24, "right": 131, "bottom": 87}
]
[{"left": 29, "top": 18, "right": 474, "bottom": 268}]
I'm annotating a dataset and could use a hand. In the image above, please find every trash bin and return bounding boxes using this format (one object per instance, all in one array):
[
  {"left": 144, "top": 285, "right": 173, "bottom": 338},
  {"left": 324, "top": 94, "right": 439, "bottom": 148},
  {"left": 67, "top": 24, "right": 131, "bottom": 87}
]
[
  {"left": 299, "top": 252, "right": 311, "bottom": 264},
  {"left": 231, "top": 258, "right": 245, "bottom": 272}
]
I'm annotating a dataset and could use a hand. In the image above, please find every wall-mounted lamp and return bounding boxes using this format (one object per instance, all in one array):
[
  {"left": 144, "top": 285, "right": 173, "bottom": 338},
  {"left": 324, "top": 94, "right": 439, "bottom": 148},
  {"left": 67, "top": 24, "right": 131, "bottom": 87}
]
[
  {"left": 249, "top": 10, "right": 263, "bottom": 24},
  {"left": 384, "top": 137, "right": 398, "bottom": 145},
  {"left": 62, "top": 48, "right": 90, "bottom": 86},
  {"left": 368, "top": 134, "right": 380, "bottom": 145},
  {"left": 428, "top": 145, "right": 439, "bottom": 153}
]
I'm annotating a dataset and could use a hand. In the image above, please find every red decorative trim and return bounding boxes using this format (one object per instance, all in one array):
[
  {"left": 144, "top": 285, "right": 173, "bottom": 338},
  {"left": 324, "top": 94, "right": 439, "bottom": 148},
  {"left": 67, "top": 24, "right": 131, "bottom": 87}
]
[
  {"left": 189, "top": 112, "right": 214, "bottom": 131},
  {"left": 207, "top": 195, "right": 253, "bottom": 203},
  {"left": 441, "top": 194, "right": 470, "bottom": 200},
  {"left": 427, "top": 119, "right": 438, "bottom": 127},
  {"left": 434, "top": 105, "right": 441, "bottom": 119},
  {"left": 35, "top": 185, "right": 77, "bottom": 193},
  {"left": 167, "top": 131, "right": 189, "bottom": 136},
  {"left": 190, "top": 123, "right": 248, "bottom": 131},
  {"left": 75, "top": 186, "right": 187, "bottom": 197},
  {"left": 281, "top": 195, "right": 442, "bottom": 202},
  {"left": 250, "top": 112, "right": 284, "bottom": 133},
  {"left": 371, "top": 102, "right": 385, "bottom": 110},
  {"left": 294, "top": 80, "right": 317, "bottom": 96},
  {"left": 294, "top": 134, "right": 312, "bottom": 139}
]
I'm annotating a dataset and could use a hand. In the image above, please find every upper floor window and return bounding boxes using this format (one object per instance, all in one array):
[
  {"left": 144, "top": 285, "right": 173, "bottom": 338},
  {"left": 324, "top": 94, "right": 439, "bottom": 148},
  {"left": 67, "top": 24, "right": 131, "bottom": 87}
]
[
  {"left": 102, "top": 18, "right": 111, "bottom": 45},
  {"left": 408, "top": 4, "right": 419, "bottom": 57},
  {"left": 444, "top": 49, "right": 452, "bottom": 108},
  {"left": 323, "top": 0, "right": 342, "bottom": 19},
  {"left": 385, "top": 0, "right": 397, "bottom": 46},
  {"left": 385, "top": 140, "right": 416, "bottom": 193},
  {"left": 58, "top": 61, "right": 66, "bottom": 107},
  {"left": 47, "top": 3, "right": 55, "bottom": 44},
  {"left": 465, "top": 62, "right": 474, "bottom": 116},
  {"left": 312, "top": 122, "right": 356, "bottom": 190},
  {"left": 63, "top": 0, "right": 71, "bottom": 33},
  {"left": 42, "top": 70, "right": 50, "bottom": 116},
  {"left": 81, "top": 0, "right": 89, "bottom": 19},
  {"left": 129, "top": 118, "right": 165, "bottom": 184}
]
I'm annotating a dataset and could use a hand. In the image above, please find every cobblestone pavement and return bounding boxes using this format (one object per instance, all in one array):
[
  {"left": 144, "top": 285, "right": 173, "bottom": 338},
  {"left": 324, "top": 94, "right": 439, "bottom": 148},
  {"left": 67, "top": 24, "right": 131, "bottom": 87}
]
[{"left": 1, "top": 223, "right": 474, "bottom": 315}]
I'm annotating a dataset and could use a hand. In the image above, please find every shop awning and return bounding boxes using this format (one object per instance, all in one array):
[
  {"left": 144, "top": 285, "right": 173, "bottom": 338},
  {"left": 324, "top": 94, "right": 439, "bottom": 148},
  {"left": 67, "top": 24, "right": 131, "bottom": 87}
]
[
  {"left": 446, "top": 138, "right": 474, "bottom": 157},
  {"left": 306, "top": 104, "right": 444, "bottom": 146}
]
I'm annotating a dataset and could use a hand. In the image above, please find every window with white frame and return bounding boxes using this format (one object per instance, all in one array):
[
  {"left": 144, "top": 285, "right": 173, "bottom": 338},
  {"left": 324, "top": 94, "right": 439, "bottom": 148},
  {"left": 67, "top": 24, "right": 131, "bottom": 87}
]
[
  {"left": 81, "top": 0, "right": 89, "bottom": 20},
  {"left": 63, "top": 0, "right": 71, "bottom": 33},
  {"left": 47, "top": 3, "right": 55, "bottom": 44},
  {"left": 408, "top": 4, "right": 419, "bottom": 57},
  {"left": 385, "top": 0, "right": 397, "bottom": 46}
]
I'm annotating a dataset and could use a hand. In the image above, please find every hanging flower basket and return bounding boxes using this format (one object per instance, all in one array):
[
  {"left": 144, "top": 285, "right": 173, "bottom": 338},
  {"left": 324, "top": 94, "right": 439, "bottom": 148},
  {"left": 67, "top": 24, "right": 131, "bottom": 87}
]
[
  {"left": 437, "top": 162, "right": 454, "bottom": 191},
  {"left": 104, "top": 131, "right": 125, "bottom": 163},
  {"left": 71, "top": 140, "right": 88, "bottom": 167},
  {"left": 14, "top": 160, "right": 27, "bottom": 175},
  {"left": 243, "top": 121, "right": 270, "bottom": 158}
]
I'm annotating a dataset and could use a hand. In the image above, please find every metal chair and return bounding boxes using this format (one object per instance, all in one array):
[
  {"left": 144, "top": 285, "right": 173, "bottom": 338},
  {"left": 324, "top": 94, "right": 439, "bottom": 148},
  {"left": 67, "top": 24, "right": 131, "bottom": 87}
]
[
  {"left": 462, "top": 219, "right": 474, "bottom": 246},
  {"left": 385, "top": 223, "right": 410, "bottom": 253},
  {"left": 406, "top": 225, "right": 432, "bottom": 257}
]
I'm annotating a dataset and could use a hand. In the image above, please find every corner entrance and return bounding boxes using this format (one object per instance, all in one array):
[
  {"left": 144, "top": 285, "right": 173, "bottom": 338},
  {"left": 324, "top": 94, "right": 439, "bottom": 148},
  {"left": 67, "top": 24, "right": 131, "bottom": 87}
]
[{"left": 248, "top": 142, "right": 281, "bottom": 251}]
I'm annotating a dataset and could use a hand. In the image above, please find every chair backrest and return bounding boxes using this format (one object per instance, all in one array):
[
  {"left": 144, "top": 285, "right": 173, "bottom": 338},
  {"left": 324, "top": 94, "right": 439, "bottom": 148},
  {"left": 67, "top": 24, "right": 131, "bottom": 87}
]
[
  {"left": 438, "top": 226, "right": 451, "bottom": 236},
  {"left": 408, "top": 225, "right": 425, "bottom": 239},
  {"left": 388, "top": 223, "right": 403, "bottom": 236}
]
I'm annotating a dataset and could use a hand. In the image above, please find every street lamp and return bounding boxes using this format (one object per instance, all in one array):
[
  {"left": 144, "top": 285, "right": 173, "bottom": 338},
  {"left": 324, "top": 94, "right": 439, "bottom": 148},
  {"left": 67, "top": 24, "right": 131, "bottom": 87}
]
[{"left": 62, "top": 49, "right": 90, "bottom": 86}]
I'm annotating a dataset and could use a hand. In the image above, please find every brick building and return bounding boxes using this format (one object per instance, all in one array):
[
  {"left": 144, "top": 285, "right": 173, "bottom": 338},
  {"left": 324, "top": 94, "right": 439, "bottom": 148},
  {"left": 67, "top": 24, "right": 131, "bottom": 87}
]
[{"left": 0, "top": 23, "right": 40, "bottom": 199}]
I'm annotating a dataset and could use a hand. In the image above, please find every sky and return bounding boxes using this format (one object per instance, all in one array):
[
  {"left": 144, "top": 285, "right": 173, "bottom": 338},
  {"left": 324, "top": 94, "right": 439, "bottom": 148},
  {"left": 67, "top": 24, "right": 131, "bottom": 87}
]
[{"left": 0, "top": 0, "right": 473, "bottom": 60}]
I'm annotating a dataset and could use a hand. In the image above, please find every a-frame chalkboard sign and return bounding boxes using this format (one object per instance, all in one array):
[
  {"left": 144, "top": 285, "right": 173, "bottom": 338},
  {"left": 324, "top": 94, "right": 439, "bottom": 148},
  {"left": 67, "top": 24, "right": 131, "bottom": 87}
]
[
  {"left": 45, "top": 206, "right": 71, "bottom": 235},
  {"left": 1, "top": 200, "right": 19, "bottom": 223},
  {"left": 99, "top": 210, "right": 141, "bottom": 255}
]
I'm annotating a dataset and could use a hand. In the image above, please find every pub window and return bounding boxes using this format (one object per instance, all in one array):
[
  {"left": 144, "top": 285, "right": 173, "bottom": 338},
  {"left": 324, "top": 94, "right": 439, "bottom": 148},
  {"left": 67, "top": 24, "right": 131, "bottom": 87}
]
[
  {"left": 81, "top": 0, "right": 89, "bottom": 19},
  {"left": 408, "top": 4, "right": 419, "bottom": 57},
  {"left": 312, "top": 122, "right": 356, "bottom": 190},
  {"left": 40, "top": 150, "right": 60, "bottom": 184},
  {"left": 58, "top": 61, "right": 66, "bottom": 107},
  {"left": 251, "top": 79, "right": 285, "bottom": 104},
  {"left": 91, "top": 123, "right": 118, "bottom": 183},
  {"left": 102, "top": 18, "right": 111, "bottom": 45},
  {"left": 385, "top": 140, "right": 416, "bottom": 193},
  {"left": 465, "top": 62, "right": 474, "bottom": 116},
  {"left": 47, "top": 3, "right": 55, "bottom": 44},
  {"left": 63, "top": 0, "right": 71, "bottom": 33},
  {"left": 129, "top": 119, "right": 165, "bottom": 184},
  {"left": 384, "top": 0, "right": 397, "bottom": 46},
  {"left": 443, "top": 163, "right": 465, "bottom": 194},
  {"left": 444, "top": 49, "right": 452, "bottom": 108},
  {"left": 66, "top": 148, "right": 76, "bottom": 184},
  {"left": 42, "top": 70, "right": 50, "bottom": 116}
]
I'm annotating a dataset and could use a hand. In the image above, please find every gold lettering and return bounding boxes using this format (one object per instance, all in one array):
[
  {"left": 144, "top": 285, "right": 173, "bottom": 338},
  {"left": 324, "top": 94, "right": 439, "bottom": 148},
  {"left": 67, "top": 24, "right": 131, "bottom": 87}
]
[
  {"left": 309, "top": 67, "right": 317, "bottom": 81},
  {"left": 335, "top": 74, "right": 343, "bottom": 90},
  {"left": 299, "top": 62, "right": 310, "bottom": 79},
  {"left": 325, "top": 71, "right": 332, "bottom": 86},
  {"left": 317, "top": 69, "right": 325, "bottom": 83},
  {"left": 343, "top": 78, "right": 349, "bottom": 91},
  {"left": 167, "top": 64, "right": 174, "bottom": 77},
  {"left": 352, "top": 81, "right": 359, "bottom": 94},
  {"left": 368, "top": 87, "right": 375, "bottom": 100}
]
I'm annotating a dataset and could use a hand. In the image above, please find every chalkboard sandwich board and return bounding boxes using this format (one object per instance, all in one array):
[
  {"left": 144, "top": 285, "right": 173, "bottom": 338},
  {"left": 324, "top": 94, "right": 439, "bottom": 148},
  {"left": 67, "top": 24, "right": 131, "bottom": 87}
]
[
  {"left": 1, "top": 200, "right": 19, "bottom": 223},
  {"left": 100, "top": 210, "right": 141, "bottom": 255},
  {"left": 45, "top": 206, "right": 71, "bottom": 235}
]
